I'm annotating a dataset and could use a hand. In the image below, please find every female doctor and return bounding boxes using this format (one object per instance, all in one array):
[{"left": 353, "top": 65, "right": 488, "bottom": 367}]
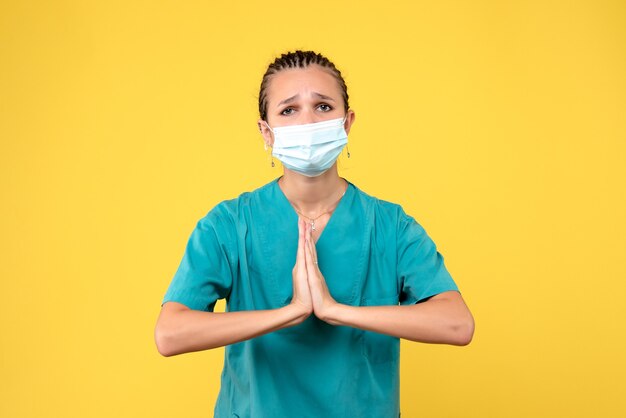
[{"left": 155, "top": 50, "right": 474, "bottom": 418}]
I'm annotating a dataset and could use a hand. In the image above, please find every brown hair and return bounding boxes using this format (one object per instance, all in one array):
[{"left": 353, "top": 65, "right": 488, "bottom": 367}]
[{"left": 258, "top": 50, "right": 349, "bottom": 121}]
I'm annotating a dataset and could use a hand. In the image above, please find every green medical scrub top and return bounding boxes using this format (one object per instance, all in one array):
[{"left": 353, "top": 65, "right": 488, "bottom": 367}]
[{"left": 161, "top": 177, "right": 459, "bottom": 418}]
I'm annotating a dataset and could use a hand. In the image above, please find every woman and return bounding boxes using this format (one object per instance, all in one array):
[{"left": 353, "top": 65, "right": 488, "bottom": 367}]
[{"left": 155, "top": 50, "right": 474, "bottom": 418}]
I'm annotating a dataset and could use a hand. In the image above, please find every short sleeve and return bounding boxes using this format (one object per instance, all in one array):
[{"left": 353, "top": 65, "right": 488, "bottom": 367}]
[
  {"left": 397, "top": 208, "right": 459, "bottom": 305},
  {"left": 161, "top": 210, "right": 234, "bottom": 311}
]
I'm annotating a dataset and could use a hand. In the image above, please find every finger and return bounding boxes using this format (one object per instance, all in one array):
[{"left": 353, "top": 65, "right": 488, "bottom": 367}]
[
  {"left": 308, "top": 229, "right": 318, "bottom": 261},
  {"left": 304, "top": 235, "right": 315, "bottom": 275},
  {"left": 296, "top": 218, "right": 305, "bottom": 267},
  {"left": 303, "top": 222, "right": 310, "bottom": 261},
  {"left": 304, "top": 235, "right": 320, "bottom": 279},
  {"left": 304, "top": 225, "right": 320, "bottom": 269},
  {"left": 304, "top": 222, "right": 311, "bottom": 256}
]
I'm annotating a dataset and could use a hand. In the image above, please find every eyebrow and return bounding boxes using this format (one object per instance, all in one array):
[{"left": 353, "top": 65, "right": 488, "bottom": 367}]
[
  {"left": 275, "top": 92, "right": 336, "bottom": 108},
  {"left": 313, "top": 92, "right": 335, "bottom": 101},
  {"left": 276, "top": 94, "right": 298, "bottom": 107}
]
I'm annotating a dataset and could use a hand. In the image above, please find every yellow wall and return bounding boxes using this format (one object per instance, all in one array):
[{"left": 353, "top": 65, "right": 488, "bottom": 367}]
[{"left": 1, "top": 1, "right": 625, "bottom": 417}]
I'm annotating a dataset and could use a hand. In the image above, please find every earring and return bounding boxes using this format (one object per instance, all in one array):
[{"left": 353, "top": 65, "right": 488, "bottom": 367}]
[{"left": 346, "top": 144, "right": 351, "bottom": 158}]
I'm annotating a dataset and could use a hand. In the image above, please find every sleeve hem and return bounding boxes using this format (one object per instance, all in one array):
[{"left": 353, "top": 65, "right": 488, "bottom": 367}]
[
  {"left": 161, "top": 292, "right": 214, "bottom": 311},
  {"left": 400, "top": 283, "right": 460, "bottom": 305}
]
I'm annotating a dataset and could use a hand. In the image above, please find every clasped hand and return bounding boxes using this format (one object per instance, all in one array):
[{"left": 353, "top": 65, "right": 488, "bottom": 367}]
[{"left": 290, "top": 218, "right": 338, "bottom": 323}]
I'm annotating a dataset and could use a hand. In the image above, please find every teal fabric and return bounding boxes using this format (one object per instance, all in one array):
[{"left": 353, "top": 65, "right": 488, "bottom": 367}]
[{"left": 161, "top": 177, "right": 459, "bottom": 418}]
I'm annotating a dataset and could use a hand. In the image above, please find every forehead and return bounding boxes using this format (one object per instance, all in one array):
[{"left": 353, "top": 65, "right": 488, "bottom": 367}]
[{"left": 266, "top": 65, "right": 342, "bottom": 104}]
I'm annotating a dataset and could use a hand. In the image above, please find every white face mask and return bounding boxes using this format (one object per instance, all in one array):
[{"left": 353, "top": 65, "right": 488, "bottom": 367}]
[{"left": 265, "top": 115, "right": 348, "bottom": 177}]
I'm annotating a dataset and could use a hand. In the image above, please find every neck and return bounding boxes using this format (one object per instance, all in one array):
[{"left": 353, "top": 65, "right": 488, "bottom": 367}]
[{"left": 278, "top": 165, "right": 347, "bottom": 215}]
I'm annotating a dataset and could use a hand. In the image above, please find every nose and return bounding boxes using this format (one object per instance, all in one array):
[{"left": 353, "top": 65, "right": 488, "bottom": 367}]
[{"left": 299, "top": 109, "right": 317, "bottom": 125}]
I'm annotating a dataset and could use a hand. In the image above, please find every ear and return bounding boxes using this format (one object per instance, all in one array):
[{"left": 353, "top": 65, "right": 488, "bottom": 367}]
[
  {"left": 344, "top": 109, "right": 356, "bottom": 135},
  {"left": 257, "top": 119, "right": 274, "bottom": 148}
]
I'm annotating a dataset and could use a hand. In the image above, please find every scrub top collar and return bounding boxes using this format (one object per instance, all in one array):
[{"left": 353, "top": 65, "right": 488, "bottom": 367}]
[{"left": 271, "top": 176, "right": 355, "bottom": 246}]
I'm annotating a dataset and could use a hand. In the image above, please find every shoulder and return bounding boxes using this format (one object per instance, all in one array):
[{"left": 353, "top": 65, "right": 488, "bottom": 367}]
[
  {"left": 349, "top": 181, "right": 411, "bottom": 226},
  {"left": 349, "top": 181, "right": 428, "bottom": 243},
  {"left": 196, "top": 179, "right": 276, "bottom": 230}
]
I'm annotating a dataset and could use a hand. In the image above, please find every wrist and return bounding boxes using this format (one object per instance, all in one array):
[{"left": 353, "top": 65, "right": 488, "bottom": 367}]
[
  {"left": 320, "top": 301, "right": 345, "bottom": 325},
  {"left": 285, "top": 301, "right": 312, "bottom": 325}
]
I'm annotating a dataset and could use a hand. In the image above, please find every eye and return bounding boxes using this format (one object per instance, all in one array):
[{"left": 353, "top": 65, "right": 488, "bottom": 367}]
[
  {"left": 280, "top": 107, "right": 295, "bottom": 116},
  {"left": 318, "top": 103, "right": 333, "bottom": 112}
]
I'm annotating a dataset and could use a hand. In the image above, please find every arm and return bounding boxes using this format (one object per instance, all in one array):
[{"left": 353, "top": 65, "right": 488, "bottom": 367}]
[
  {"left": 321, "top": 291, "right": 474, "bottom": 346},
  {"left": 154, "top": 301, "right": 309, "bottom": 357}
]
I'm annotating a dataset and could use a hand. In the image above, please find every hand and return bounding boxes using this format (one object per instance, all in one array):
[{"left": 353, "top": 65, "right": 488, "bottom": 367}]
[
  {"left": 290, "top": 218, "right": 313, "bottom": 321},
  {"left": 303, "top": 221, "right": 339, "bottom": 322}
]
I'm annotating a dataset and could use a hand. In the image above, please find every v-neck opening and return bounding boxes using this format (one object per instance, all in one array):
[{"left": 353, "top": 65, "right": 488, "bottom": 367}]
[{"left": 273, "top": 176, "right": 353, "bottom": 246}]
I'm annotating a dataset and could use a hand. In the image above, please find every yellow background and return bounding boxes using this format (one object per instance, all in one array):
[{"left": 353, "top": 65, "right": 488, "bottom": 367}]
[{"left": 1, "top": 0, "right": 625, "bottom": 417}]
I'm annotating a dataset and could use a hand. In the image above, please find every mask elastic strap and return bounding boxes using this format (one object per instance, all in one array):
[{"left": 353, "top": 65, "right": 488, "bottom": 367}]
[
  {"left": 261, "top": 121, "right": 274, "bottom": 154},
  {"left": 343, "top": 113, "right": 351, "bottom": 158},
  {"left": 262, "top": 120, "right": 274, "bottom": 134}
]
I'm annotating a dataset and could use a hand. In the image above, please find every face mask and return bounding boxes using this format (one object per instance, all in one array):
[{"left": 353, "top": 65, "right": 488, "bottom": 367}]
[{"left": 265, "top": 115, "right": 348, "bottom": 177}]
